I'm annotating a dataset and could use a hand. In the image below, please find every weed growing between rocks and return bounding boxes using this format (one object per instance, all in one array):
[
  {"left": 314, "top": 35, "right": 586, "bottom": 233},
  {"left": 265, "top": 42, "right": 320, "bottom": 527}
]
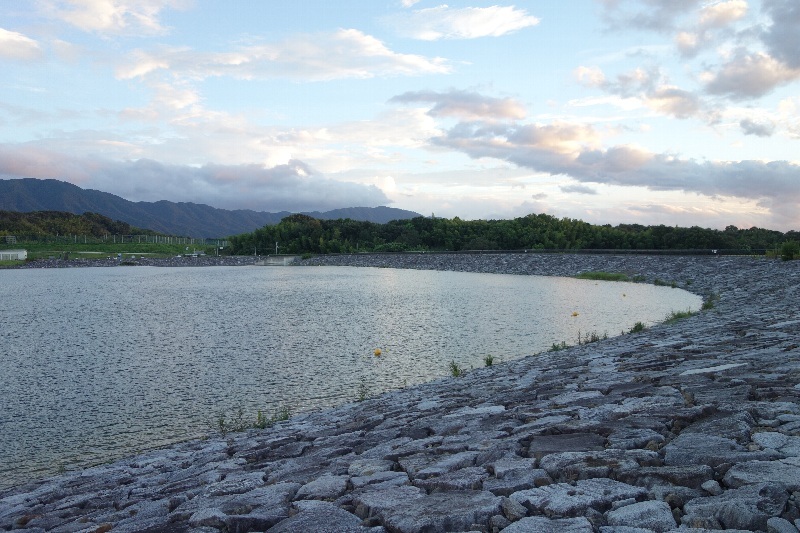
[
  {"left": 483, "top": 354, "right": 495, "bottom": 366},
  {"left": 213, "top": 405, "right": 291, "bottom": 436},
  {"left": 449, "top": 360, "right": 466, "bottom": 377},
  {"left": 629, "top": 321, "right": 646, "bottom": 334},
  {"left": 653, "top": 278, "right": 678, "bottom": 288},
  {"left": 357, "top": 379, "right": 371, "bottom": 402},
  {"left": 577, "top": 330, "right": 608, "bottom": 345},
  {"left": 549, "top": 341, "right": 570, "bottom": 352},
  {"left": 702, "top": 293, "right": 719, "bottom": 310}
]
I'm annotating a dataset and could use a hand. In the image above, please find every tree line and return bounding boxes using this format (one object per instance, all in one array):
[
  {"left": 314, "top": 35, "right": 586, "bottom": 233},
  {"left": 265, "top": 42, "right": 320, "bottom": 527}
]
[
  {"left": 228, "top": 213, "right": 800, "bottom": 256},
  {"left": 5, "top": 210, "right": 797, "bottom": 258}
]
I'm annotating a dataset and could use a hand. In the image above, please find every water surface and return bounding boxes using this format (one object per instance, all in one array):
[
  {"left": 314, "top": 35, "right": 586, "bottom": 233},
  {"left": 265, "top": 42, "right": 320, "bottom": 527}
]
[{"left": 0, "top": 265, "right": 700, "bottom": 487}]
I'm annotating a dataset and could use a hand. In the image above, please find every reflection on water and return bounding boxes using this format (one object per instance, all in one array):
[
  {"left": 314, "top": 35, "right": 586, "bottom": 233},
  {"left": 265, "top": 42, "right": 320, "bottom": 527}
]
[{"left": 0, "top": 265, "right": 700, "bottom": 487}]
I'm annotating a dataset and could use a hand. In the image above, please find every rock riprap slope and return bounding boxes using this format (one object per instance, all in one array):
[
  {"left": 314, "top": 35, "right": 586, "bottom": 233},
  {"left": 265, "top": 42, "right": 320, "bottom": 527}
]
[{"left": 2, "top": 254, "right": 799, "bottom": 532}]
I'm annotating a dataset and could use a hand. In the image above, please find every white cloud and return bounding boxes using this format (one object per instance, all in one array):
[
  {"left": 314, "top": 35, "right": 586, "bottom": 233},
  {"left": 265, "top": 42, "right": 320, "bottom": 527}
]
[
  {"left": 698, "top": 0, "right": 747, "bottom": 28},
  {"left": 117, "top": 29, "right": 451, "bottom": 81},
  {"left": 390, "top": 90, "right": 526, "bottom": 121},
  {"left": 647, "top": 86, "right": 703, "bottom": 119},
  {"left": 739, "top": 118, "right": 776, "bottom": 137},
  {"left": 0, "top": 28, "right": 43, "bottom": 61},
  {"left": 386, "top": 5, "right": 539, "bottom": 40},
  {"left": 674, "top": 31, "right": 701, "bottom": 56},
  {"left": 560, "top": 183, "right": 598, "bottom": 195},
  {"left": 575, "top": 66, "right": 607, "bottom": 88},
  {"left": 43, "top": 0, "right": 188, "bottom": 35},
  {"left": 576, "top": 66, "right": 709, "bottom": 120},
  {"left": 673, "top": 1, "right": 747, "bottom": 57},
  {"left": 704, "top": 51, "right": 800, "bottom": 99}
]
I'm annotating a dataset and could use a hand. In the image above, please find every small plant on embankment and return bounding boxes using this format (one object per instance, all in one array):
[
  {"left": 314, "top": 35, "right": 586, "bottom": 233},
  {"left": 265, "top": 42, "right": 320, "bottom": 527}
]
[
  {"left": 577, "top": 330, "right": 608, "bottom": 345},
  {"left": 449, "top": 360, "right": 466, "bottom": 377},
  {"left": 701, "top": 293, "right": 719, "bottom": 311},
  {"left": 549, "top": 341, "right": 570, "bottom": 352},
  {"left": 628, "top": 321, "right": 646, "bottom": 334},
  {"left": 575, "top": 271, "right": 630, "bottom": 282},
  {"left": 214, "top": 405, "right": 291, "bottom": 435},
  {"left": 483, "top": 354, "right": 495, "bottom": 367},
  {"left": 356, "top": 379, "right": 371, "bottom": 402},
  {"left": 253, "top": 405, "right": 290, "bottom": 429}
]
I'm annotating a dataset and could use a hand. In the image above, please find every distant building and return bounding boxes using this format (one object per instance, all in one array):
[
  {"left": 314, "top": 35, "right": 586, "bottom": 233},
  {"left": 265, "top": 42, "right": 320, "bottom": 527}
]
[{"left": 0, "top": 249, "right": 27, "bottom": 261}]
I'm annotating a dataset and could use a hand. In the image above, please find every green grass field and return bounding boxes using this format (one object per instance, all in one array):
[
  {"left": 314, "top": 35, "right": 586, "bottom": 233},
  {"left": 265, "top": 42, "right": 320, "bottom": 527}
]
[{"left": 6, "top": 241, "right": 218, "bottom": 261}]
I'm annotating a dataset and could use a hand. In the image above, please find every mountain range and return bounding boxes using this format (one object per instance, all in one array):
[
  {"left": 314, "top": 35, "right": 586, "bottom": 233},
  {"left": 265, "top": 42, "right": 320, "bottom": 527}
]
[{"left": 0, "top": 178, "right": 421, "bottom": 237}]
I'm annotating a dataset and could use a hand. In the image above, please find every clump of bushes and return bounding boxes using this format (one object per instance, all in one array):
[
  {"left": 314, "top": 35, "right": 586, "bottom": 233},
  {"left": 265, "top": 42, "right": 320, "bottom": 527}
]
[{"left": 780, "top": 241, "right": 800, "bottom": 261}]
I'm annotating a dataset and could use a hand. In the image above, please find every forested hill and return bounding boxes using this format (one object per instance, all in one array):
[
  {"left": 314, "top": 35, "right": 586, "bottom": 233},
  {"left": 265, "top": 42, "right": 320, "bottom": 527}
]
[
  {"left": 0, "top": 178, "right": 421, "bottom": 237},
  {"left": 229, "top": 213, "right": 800, "bottom": 255},
  {"left": 0, "top": 210, "right": 156, "bottom": 237}
]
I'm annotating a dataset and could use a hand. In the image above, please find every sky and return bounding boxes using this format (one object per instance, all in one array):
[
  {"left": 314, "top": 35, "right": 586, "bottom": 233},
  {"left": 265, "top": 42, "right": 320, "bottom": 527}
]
[{"left": 1, "top": 1, "right": 799, "bottom": 231}]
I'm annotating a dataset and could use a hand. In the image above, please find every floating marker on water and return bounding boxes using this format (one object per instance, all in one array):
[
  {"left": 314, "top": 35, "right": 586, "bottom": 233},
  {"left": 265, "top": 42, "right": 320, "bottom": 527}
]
[{"left": 374, "top": 348, "right": 382, "bottom": 357}]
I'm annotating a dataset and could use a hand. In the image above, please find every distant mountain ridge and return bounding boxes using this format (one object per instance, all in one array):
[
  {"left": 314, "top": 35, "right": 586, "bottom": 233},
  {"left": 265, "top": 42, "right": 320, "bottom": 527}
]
[{"left": 0, "top": 178, "right": 421, "bottom": 237}]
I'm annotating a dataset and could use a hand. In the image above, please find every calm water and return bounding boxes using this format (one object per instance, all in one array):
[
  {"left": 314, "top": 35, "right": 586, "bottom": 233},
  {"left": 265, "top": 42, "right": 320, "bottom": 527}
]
[{"left": 0, "top": 266, "right": 700, "bottom": 488}]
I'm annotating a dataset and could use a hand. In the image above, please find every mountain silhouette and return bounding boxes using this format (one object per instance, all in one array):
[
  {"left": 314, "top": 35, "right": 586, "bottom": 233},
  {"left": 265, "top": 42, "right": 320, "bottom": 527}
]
[{"left": 0, "top": 178, "right": 421, "bottom": 237}]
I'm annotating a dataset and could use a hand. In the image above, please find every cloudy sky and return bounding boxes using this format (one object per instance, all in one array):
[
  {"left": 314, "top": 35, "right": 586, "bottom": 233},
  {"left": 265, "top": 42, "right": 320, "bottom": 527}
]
[{"left": 1, "top": 1, "right": 799, "bottom": 230}]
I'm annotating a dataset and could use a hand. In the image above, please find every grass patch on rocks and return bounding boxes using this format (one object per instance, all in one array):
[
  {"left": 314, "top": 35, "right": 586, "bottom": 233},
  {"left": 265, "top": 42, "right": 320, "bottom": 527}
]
[
  {"left": 664, "top": 309, "right": 696, "bottom": 324},
  {"left": 575, "top": 271, "right": 630, "bottom": 282}
]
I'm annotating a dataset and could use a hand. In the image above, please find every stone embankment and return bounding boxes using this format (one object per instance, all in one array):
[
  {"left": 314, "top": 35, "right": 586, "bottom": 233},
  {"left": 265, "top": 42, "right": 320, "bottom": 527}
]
[{"left": 2, "top": 253, "right": 799, "bottom": 532}]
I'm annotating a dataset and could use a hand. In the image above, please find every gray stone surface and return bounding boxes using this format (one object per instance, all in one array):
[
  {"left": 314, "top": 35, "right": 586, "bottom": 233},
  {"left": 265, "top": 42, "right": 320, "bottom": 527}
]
[
  {"left": 502, "top": 515, "right": 595, "bottom": 532},
  {"left": 700, "top": 479, "right": 723, "bottom": 496},
  {"left": 356, "top": 489, "right": 501, "bottom": 532},
  {"left": 766, "top": 516, "right": 799, "bottom": 533},
  {"left": 510, "top": 478, "right": 647, "bottom": 517},
  {"left": 270, "top": 501, "right": 381, "bottom": 532},
  {"left": 1, "top": 253, "right": 799, "bottom": 532},
  {"left": 605, "top": 500, "right": 677, "bottom": 532},
  {"left": 295, "top": 474, "right": 349, "bottom": 500},
  {"left": 723, "top": 458, "right": 800, "bottom": 491},
  {"left": 682, "top": 482, "right": 789, "bottom": 530}
]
